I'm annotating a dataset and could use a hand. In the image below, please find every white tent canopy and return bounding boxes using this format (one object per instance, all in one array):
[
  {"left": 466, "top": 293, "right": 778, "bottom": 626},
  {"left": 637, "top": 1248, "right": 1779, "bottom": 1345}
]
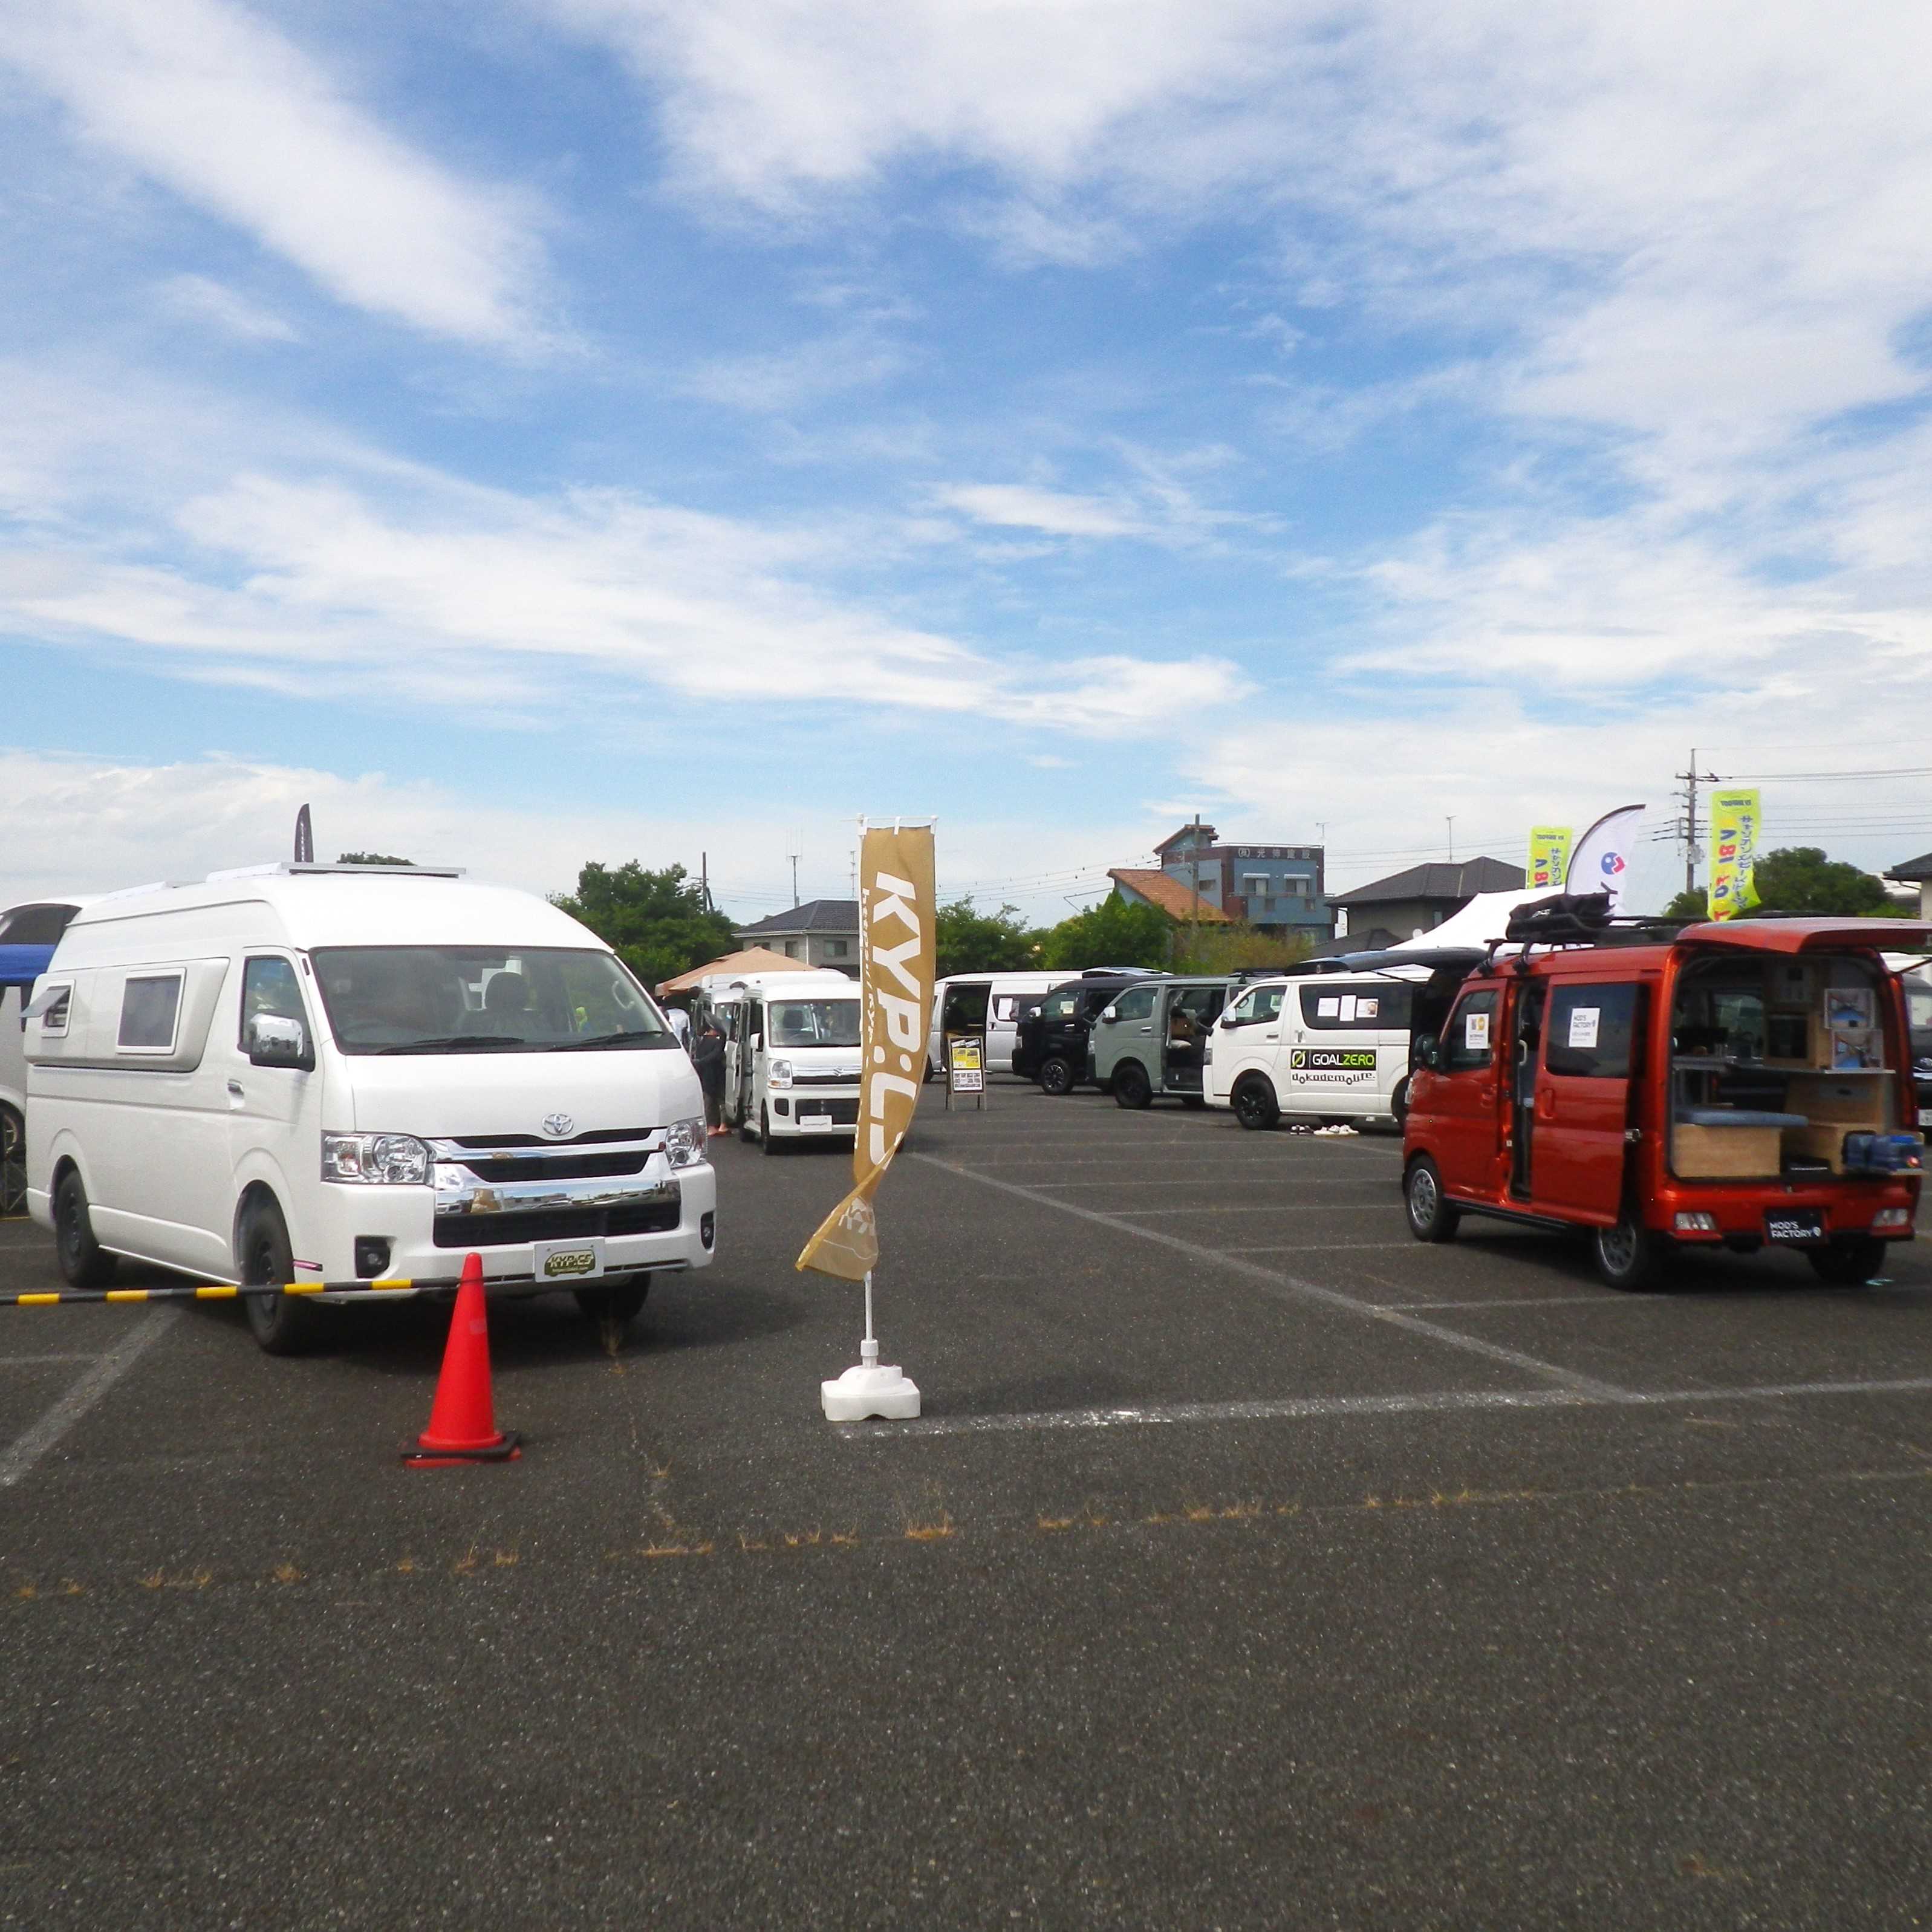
[{"left": 1386, "top": 888, "right": 1556, "bottom": 954}]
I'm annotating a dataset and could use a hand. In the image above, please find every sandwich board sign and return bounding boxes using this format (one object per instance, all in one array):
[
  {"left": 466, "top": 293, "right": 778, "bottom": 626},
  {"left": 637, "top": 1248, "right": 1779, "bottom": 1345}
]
[{"left": 946, "top": 1035, "right": 985, "bottom": 1110}]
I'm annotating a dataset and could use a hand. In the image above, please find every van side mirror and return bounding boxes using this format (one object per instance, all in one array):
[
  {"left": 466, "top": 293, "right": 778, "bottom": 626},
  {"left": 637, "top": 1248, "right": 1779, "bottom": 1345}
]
[
  {"left": 749, "top": 1033, "right": 762, "bottom": 1052},
  {"left": 247, "top": 1012, "right": 313, "bottom": 1071},
  {"left": 1412, "top": 1034, "right": 1440, "bottom": 1071},
  {"left": 1099, "top": 1007, "right": 1117, "bottom": 1024}
]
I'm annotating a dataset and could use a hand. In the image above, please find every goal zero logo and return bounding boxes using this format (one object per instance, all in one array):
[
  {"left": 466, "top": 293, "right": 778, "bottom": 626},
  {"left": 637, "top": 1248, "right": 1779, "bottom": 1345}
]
[
  {"left": 1290, "top": 1047, "right": 1376, "bottom": 1084},
  {"left": 541, "top": 1247, "right": 599, "bottom": 1279}
]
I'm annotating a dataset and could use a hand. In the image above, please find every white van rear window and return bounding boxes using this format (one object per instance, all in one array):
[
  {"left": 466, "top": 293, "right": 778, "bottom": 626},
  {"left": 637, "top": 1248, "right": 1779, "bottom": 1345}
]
[{"left": 119, "top": 974, "right": 183, "bottom": 1052}]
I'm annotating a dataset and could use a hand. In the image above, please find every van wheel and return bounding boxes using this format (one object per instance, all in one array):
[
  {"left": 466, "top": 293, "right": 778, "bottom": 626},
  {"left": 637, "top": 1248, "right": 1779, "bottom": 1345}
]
[
  {"left": 1592, "top": 1211, "right": 1668, "bottom": 1291},
  {"left": 53, "top": 1169, "right": 116, "bottom": 1287},
  {"left": 1038, "top": 1057, "right": 1075, "bottom": 1097},
  {"left": 239, "top": 1198, "right": 322, "bottom": 1355},
  {"left": 1808, "top": 1235, "right": 1886, "bottom": 1286},
  {"left": 1113, "top": 1062, "right": 1152, "bottom": 1110},
  {"left": 1232, "top": 1076, "right": 1279, "bottom": 1132},
  {"left": 576, "top": 1277, "right": 649, "bottom": 1328},
  {"left": 1404, "top": 1157, "right": 1459, "bottom": 1243},
  {"left": 760, "top": 1106, "right": 781, "bottom": 1154},
  {"left": 1390, "top": 1077, "right": 1411, "bottom": 1127}
]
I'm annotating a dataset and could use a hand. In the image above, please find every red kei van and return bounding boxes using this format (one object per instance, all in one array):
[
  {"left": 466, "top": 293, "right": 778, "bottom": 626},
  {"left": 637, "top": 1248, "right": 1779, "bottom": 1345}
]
[{"left": 1402, "top": 916, "right": 1928, "bottom": 1289}]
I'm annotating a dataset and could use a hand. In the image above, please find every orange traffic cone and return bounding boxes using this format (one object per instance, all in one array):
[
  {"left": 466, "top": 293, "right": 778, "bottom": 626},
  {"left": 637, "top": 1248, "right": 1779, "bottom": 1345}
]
[{"left": 403, "top": 1253, "right": 521, "bottom": 1467}]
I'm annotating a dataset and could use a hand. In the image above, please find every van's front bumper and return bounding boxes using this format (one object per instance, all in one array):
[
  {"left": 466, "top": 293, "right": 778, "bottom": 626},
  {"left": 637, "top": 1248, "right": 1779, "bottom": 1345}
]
[
  {"left": 767, "top": 1088, "right": 859, "bottom": 1139},
  {"left": 305, "top": 1153, "right": 717, "bottom": 1293}
]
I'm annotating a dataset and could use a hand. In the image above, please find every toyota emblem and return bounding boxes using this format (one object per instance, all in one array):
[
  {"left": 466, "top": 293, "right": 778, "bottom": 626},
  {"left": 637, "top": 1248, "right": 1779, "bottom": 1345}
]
[{"left": 541, "top": 1112, "right": 575, "bottom": 1140}]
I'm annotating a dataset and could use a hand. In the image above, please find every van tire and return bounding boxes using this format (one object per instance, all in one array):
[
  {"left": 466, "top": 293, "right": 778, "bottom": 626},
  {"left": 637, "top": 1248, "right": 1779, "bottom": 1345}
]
[
  {"left": 1592, "top": 1211, "right": 1668, "bottom": 1291},
  {"left": 1808, "top": 1235, "right": 1887, "bottom": 1286},
  {"left": 1113, "top": 1061, "right": 1152, "bottom": 1110},
  {"left": 53, "top": 1169, "right": 116, "bottom": 1287},
  {"left": 239, "top": 1198, "right": 322, "bottom": 1355},
  {"left": 1404, "top": 1157, "right": 1459, "bottom": 1243},
  {"left": 576, "top": 1277, "right": 649, "bottom": 1327},
  {"left": 1390, "top": 1076, "right": 1411, "bottom": 1127},
  {"left": 1232, "top": 1076, "right": 1280, "bottom": 1132},
  {"left": 760, "top": 1105, "right": 781, "bottom": 1154},
  {"left": 1038, "top": 1057, "right": 1076, "bottom": 1097}
]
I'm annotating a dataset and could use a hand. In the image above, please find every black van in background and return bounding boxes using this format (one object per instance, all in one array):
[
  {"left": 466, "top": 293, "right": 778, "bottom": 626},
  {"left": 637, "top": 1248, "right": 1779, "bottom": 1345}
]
[{"left": 1013, "top": 969, "right": 1166, "bottom": 1094}]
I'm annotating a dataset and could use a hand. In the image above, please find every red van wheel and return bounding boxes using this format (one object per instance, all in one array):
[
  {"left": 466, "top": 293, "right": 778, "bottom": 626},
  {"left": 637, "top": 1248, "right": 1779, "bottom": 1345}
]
[
  {"left": 1403, "top": 1157, "right": 1459, "bottom": 1243},
  {"left": 1808, "top": 1236, "right": 1885, "bottom": 1286},
  {"left": 1592, "top": 1211, "right": 1670, "bottom": 1291}
]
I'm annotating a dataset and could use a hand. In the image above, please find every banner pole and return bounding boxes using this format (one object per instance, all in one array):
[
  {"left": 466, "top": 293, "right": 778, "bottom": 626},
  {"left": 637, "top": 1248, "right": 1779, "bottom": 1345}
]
[{"left": 862, "top": 1270, "right": 877, "bottom": 1368}]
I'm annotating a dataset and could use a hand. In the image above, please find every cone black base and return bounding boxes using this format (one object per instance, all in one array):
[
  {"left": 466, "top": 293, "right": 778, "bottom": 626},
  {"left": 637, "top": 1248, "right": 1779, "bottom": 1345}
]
[{"left": 402, "top": 1431, "right": 522, "bottom": 1469}]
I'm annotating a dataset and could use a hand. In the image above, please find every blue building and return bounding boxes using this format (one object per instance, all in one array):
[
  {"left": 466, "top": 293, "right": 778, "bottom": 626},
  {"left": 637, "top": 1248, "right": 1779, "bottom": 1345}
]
[{"left": 1146, "top": 823, "right": 1332, "bottom": 942}]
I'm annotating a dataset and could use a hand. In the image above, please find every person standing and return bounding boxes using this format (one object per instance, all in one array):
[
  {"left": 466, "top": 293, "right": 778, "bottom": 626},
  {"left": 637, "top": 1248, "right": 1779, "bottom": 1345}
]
[{"left": 691, "top": 1019, "right": 728, "bottom": 1137}]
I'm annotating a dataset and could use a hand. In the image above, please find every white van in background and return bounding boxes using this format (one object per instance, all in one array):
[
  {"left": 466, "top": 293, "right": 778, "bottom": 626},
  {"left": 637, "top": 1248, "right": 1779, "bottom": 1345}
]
[
  {"left": 1205, "top": 967, "right": 1431, "bottom": 1131},
  {"left": 25, "top": 864, "right": 714, "bottom": 1352},
  {"left": 695, "top": 969, "right": 860, "bottom": 1151},
  {"left": 1, "top": 897, "right": 93, "bottom": 1183},
  {"left": 926, "top": 972, "right": 1061, "bottom": 1076}
]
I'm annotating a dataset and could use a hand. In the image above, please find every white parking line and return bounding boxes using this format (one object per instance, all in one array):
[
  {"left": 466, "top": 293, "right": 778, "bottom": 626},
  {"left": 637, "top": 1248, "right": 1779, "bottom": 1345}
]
[
  {"left": 843, "top": 1374, "right": 1932, "bottom": 1437},
  {"left": 910, "top": 1153, "right": 1625, "bottom": 1397},
  {"left": 0, "top": 1307, "right": 178, "bottom": 1489},
  {"left": 0, "top": 1353, "right": 117, "bottom": 1367}
]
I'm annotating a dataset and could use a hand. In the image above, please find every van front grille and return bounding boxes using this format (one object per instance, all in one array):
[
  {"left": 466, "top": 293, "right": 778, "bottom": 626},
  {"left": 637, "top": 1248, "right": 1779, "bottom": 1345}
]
[
  {"left": 456, "top": 1151, "right": 648, "bottom": 1183},
  {"left": 434, "top": 1196, "right": 681, "bottom": 1248}
]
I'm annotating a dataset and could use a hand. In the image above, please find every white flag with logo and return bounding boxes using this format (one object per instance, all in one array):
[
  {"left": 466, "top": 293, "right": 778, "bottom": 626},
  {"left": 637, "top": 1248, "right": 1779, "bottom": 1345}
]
[{"left": 1564, "top": 803, "right": 1644, "bottom": 912}]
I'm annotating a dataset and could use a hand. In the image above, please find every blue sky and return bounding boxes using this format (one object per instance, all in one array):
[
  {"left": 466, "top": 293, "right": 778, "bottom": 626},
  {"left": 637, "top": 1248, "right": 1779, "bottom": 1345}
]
[{"left": 4, "top": 0, "right": 1931, "bottom": 923}]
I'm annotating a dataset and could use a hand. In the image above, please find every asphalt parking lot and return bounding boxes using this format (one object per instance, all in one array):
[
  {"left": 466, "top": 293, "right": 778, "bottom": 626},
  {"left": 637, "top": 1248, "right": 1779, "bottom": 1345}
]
[{"left": 5, "top": 1087, "right": 1932, "bottom": 1927}]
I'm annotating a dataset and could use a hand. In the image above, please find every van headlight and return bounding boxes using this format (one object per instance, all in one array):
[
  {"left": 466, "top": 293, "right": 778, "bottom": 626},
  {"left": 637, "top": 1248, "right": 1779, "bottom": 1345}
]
[
  {"left": 767, "top": 1058, "right": 793, "bottom": 1090},
  {"left": 322, "top": 1132, "right": 430, "bottom": 1185},
  {"left": 664, "top": 1117, "right": 707, "bottom": 1169}
]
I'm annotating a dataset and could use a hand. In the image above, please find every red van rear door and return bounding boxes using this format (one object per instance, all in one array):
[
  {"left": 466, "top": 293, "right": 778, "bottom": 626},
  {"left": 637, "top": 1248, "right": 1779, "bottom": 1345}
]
[{"left": 1530, "top": 980, "right": 1645, "bottom": 1227}]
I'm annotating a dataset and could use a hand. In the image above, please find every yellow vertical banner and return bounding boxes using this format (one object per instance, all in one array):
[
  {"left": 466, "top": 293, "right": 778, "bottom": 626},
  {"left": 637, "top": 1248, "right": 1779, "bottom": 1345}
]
[
  {"left": 1526, "top": 825, "right": 1572, "bottom": 891},
  {"left": 1706, "top": 789, "right": 1761, "bottom": 921},
  {"left": 796, "top": 823, "right": 937, "bottom": 1281}
]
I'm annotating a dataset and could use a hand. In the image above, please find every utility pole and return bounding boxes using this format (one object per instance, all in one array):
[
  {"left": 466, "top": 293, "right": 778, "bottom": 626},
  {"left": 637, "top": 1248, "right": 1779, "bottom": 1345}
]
[
  {"left": 1445, "top": 816, "right": 1456, "bottom": 862},
  {"left": 1674, "top": 749, "right": 1726, "bottom": 897},
  {"left": 700, "top": 850, "right": 711, "bottom": 912},
  {"left": 1190, "top": 812, "right": 1203, "bottom": 965}
]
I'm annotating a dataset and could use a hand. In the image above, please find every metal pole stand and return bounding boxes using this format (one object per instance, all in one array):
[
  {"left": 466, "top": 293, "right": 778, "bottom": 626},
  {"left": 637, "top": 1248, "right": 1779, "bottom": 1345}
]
[{"left": 821, "top": 1271, "right": 921, "bottom": 1420}]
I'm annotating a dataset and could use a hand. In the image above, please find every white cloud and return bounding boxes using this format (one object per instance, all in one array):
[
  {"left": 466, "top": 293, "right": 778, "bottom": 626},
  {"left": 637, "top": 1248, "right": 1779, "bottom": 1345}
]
[
  {"left": 155, "top": 274, "right": 300, "bottom": 344},
  {"left": 1, "top": 0, "right": 548, "bottom": 345},
  {"left": 683, "top": 329, "right": 911, "bottom": 414},
  {"left": 934, "top": 483, "right": 1152, "bottom": 539}
]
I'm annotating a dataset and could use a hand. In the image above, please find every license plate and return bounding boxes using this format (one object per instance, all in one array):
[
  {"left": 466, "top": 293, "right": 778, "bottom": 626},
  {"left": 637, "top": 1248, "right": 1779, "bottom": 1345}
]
[
  {"left": 1764, "top": 1209, "right": 1824, "bottom": 1245},
  {"left": 535, "top": 1238, "right": 604, "bottom": 1281},
  {"left": 799, "top": 1114, "right": 836, "bottom": 1131}
]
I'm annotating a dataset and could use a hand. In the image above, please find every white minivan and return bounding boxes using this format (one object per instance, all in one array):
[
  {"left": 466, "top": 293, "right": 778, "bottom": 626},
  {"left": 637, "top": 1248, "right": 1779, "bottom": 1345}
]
[
  {"left": 1204, "top": 968, "right": 1431, "bottom": 1131},
  {"left": 24, "top": 864, "right": 715, "bottom": 1352},
  {"left": 1, "top": 897, "right": 92, "bottom": 1186},
  {"left": 697, "top": 969, "right": 860, "bottom": 1150},
  {"left": 926, "top": 972, "right": 1062, "bottom": 1076}
]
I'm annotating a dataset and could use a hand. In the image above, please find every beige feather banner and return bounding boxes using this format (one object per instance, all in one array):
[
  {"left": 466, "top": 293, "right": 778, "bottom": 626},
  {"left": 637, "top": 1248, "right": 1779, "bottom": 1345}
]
[{"left": 796, "top": 824, "right": 936, "bottom": 1281}]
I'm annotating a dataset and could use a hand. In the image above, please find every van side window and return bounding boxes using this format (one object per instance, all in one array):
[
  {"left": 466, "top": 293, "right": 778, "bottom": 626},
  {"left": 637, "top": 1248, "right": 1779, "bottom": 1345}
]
[
  {"left": 119, "top": 973, "right": 183, "bottom": 1052},
  {"left": 1301, "top": 983, "right": 1413, "bottom": 1029},
  {"left": 1442, "top": 989, "right": 1498, "bottom": 1071},
  {"left": 1112, "top": 986, "right": 1157, "bottom": 1022},
  {"left": 240, "top": 957, "right": 307, "bottom": 1044},
  {"left": 1225, "top": 987, "right": 1283, "bottom": 1027},
  {"left": 1546, "top": 984, "right": 1639, "bottom": 1079},
  {"left": 37, "top": 985, "right": 71, "bottom": 1036}
]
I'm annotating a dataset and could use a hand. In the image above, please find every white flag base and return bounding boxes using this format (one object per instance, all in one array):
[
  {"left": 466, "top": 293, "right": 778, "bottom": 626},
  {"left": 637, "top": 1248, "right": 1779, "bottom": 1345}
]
[{"left": 822, "top": 1336, "right": 920, "bottom": 1421}]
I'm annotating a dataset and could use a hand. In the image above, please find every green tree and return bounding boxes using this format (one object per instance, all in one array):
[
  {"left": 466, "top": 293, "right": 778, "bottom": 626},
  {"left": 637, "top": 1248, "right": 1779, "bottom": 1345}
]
[
  {"left": 1039, "top": 893, "right": 1172, "bottom": 971},
  {"left": 337, "top": 851, "right": 412, "bottom": 865},
  {"left": 934, "top": 898, "right": 1045, "bottom": 978},
  {"left": 1665, "top": 848, "right": 1906, "bottom": 921},
  {"left": 1173, "top": 923, "right": 1316, "bottom": 977},
  {"left": 551, "top": 861, "right": 737, "bottom": 990}
]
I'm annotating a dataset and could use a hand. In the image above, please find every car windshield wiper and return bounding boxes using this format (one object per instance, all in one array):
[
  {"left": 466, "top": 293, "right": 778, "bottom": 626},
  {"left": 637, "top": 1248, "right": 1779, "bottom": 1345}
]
[
  {"left": 553, "top": 1029, "right": 665, "bottom": 1050},
  {"left": 377, "top": 1035, "right": 529, "bottom": 1053}
]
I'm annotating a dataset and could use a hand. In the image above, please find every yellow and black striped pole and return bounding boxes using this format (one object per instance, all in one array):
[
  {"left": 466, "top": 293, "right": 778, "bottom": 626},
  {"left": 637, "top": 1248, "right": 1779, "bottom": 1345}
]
[{"left": 1, "top": 1278, "right": 439, "bottom": 1309}]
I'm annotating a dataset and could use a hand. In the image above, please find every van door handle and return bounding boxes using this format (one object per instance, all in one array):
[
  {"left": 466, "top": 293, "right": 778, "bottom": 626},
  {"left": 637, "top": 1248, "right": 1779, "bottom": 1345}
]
[
  {"left": 1261, "top": 1032, "right": 1278, "bottom": 1041},
  {"left": 227, "top": 1080, "right": 245, "bottom": 1110},
  {"left": 1137, "top": 1024, "right": 1153, "bottom": 1034}
]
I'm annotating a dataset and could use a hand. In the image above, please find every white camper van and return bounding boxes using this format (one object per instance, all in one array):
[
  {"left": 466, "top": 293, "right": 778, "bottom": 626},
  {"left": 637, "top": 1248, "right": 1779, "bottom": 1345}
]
[
  {"left": 24, "top": 865, "right": 715, "bottom": 1352},
  {"left": 1204, "top": 966, "right": 1432, "bottom": 1130},
  {"left": 926, "top": 972, "right": 1062, "bottom": 1076},
  {"left": 697, "top": 969, "right": 860, "bottom": 1150}
]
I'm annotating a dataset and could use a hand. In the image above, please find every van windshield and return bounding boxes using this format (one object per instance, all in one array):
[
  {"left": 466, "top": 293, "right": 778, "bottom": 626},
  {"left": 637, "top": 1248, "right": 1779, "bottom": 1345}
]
[
  {"left": 311, "top": 946, "right": 675, "bottom": 1054},
  {"left": 768, "top": 1000, "right": 860, "bottom": 1048}
]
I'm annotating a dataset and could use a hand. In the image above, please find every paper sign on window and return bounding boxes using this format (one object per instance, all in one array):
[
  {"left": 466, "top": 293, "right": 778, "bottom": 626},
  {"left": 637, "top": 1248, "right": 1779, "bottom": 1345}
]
[
  {"left": 1339, "top": 995, "right": 1357, "bottom": 1023},
  {"left": 1568, "top": 1007, "right": 1600, "bottom": 1050},
  {"left": 1464, "top": 1010, "right": 1490, "bottom": 1051},
  {"left": 1316, "top": 998, "right": 1340, "bottom": 1018},
  {"left": 1356, "top": 998, "right": 1378, "bottom": 1020}
]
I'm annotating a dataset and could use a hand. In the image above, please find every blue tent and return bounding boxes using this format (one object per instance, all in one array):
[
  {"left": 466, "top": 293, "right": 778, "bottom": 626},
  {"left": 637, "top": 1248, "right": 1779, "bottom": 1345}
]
[{"left": 0, "top": 945, "right": 57, "bottom": 992}]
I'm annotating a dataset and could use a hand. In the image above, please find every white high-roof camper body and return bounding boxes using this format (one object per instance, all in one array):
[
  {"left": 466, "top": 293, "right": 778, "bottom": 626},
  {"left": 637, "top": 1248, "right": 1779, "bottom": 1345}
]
[{"left": 24, "top": 865, "right": 715, "bottom": 1351}]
